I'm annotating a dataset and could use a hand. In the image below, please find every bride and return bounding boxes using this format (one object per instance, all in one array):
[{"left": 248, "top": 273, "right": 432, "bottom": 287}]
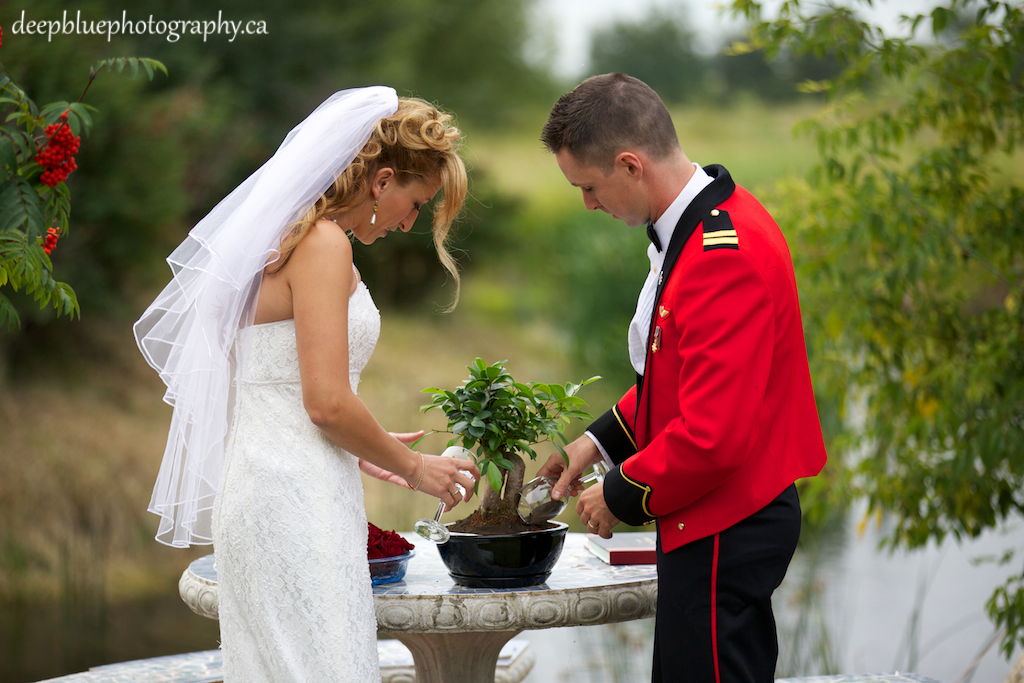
[{"left": 134, "top": 87, "right": 480, "bottom": 682}]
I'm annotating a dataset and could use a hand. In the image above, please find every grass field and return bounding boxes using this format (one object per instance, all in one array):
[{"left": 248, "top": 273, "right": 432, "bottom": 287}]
[{"left": 465, "top": 98, "right": 822, "bottom": 207}]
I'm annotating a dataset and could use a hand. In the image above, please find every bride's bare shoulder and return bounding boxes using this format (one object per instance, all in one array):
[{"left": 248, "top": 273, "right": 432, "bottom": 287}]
[
  {"left": 286, "top": 220, "right": 351, "bottom": 269},
  {"left": 288, "top": 220, "right": 357, "bottom": 295},
  {"left": 298, "top": 219, "right": 351, "bottom": 252}
]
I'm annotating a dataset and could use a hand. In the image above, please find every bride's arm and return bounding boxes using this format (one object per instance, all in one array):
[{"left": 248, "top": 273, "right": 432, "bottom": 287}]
[
  {"left": 285, "top": 222, "right": 478, "bottom": 501},
  {"left": 360, "top": 431, "right": 427, "bottom": 487}
]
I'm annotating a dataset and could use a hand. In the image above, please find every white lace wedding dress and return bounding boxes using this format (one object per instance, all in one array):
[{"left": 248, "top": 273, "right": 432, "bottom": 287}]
[{"left": 213, "top": 279, "right": 382, "bottom": 682}]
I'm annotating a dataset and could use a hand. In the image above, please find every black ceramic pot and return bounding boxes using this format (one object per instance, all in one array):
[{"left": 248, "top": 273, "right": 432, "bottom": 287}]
[{"left": 437, "top": 520, "right": 569, "bottom": 588}]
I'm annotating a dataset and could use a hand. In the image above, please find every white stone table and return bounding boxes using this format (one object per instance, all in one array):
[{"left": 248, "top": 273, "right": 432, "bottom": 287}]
[{"left": 179, "top": 532, "right": 658, "bottom": 683}]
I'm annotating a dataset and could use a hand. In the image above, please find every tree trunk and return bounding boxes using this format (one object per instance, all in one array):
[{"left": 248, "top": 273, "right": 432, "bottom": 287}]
[
  {"left": 479, "top": 450, "right": 527, "bottom": 514},
  {"left": 480, "top": 477, "right": 502, "bottom": 512},
  {"left": 1005, "top": 648, "right": 1024, "bottom": 683},
  {"left": 501, "top": 451, "right": 526, "bottom": 510}
]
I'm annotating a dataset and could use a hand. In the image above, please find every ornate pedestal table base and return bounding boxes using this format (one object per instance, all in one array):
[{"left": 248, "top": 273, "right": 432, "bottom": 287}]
[
  {"left": 390, "top": 631, "right": 520, "bottom": 683},
  {"left": 179, "top": 533, "right": 658, "bottom": 683}
]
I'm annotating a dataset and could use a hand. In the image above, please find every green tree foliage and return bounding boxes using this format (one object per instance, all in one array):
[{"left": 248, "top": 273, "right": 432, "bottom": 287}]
[
  {"left": 590, "top": 8, "right": 707, "bottom": 103},
  {"left": 729, "top": 0, "right": 1024, "bottom": 654},
  {"left": 548, "top": 209, "right": 649, "bottom": 393},
  {"left": 587, "top": 6, "right": 840, "bottom": 103}
]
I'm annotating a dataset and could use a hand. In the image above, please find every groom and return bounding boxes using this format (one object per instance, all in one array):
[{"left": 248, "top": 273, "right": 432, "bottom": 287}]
[{"left": 536, "top": 72, "right": 828, "bottom": 682}]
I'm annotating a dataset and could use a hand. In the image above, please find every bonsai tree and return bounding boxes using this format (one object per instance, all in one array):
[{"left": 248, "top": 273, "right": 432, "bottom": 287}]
[{"left": 421, "top": 358, "right": 599, "bottom": 529}]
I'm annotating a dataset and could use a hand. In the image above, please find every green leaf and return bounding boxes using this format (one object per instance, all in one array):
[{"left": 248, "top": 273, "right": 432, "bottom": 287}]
[
  {"left": 410, "top": 432, "right": 434, "bottom": 449},
  {"left": 485, "top": 460, "right": 503, "bottom": 494},
  {"left": 53, "top": 282, "right": 79, "bottom": 318},
  {"left": 0, "top": 291, "right": 19, "bottom": 331},
  {"left": 495, "top": 456, "right": 515, "bottom": 471},
  {"left": 931, "top": 6, "right": 951, "bottom": 35},
  {"left": 67, "top": 103, "right": 94, "bottom": 135},
  {"left": 40, "top": 102, "right": 70, "bottom": 122},
  {"left": 555, "top": 442, "right": 568, "bottom": 463},
  {"left": 0, "top": 136, "right": 18, "bottom": 177},
  {"left": 0, "top": 177, "right": 44, "bottom": 234},
  {"left": 142, "top": 58, "right": 169, "bottom": 77}
]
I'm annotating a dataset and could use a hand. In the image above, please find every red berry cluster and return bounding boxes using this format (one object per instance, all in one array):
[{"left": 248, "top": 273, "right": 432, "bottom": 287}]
[
  {"left": 367, "top": 522, "right": 414, "bottom": 559},
  {"left": 36, "top": 113, "right": 80, "bottom": 188},
  {"left": 41, "top": 227, "right": 60, "bottom": 256}
]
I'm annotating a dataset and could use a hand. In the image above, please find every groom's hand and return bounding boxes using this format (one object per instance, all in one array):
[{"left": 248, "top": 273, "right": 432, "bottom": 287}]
[
  {"left": 577, "top": 482, "right": 620, "bottom": 539},
  {"left": 537, "top": 435, "right": 600, "bottom": 502}
]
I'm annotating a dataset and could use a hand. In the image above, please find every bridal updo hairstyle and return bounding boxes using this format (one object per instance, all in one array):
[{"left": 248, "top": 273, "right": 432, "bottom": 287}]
[{"left": 275, "top": 97, "right": 468, "bottom": 303}]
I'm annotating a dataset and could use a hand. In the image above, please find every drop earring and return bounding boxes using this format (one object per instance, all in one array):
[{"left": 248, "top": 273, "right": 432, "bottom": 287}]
[{"left": 370, "top": 201, "right": 378, "bottom": 226}]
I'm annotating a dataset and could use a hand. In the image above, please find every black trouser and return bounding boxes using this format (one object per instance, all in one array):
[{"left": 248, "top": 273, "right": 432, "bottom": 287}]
[{"left": 652, "top": 484, "right": 801, "bottom": 683}]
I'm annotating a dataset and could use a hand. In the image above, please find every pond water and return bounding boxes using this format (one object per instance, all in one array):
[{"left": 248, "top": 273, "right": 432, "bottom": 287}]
[{"left": 2, "top": 508, "right": 1021, "bottom": 683}]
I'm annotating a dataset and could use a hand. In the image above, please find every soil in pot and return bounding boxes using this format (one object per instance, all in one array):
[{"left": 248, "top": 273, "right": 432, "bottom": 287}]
[{"left": 449, "top": 507, "right": 555, "bottom": 535}]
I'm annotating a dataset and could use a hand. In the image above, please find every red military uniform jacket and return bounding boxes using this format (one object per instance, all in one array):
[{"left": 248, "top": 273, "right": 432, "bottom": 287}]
[{"left": 592, "top": 165, "right": 827, "bottom": 554}]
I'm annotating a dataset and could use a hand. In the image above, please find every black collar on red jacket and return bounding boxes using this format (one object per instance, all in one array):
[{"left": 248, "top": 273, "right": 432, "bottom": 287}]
[{"left": 636, "top": 164, "right": 737, "bottom": 397}]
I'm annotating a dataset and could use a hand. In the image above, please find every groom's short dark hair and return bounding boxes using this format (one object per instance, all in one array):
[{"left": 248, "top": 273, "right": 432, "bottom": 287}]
[{"left": 541, "top": 73, "right": 680, "bottom": 170}]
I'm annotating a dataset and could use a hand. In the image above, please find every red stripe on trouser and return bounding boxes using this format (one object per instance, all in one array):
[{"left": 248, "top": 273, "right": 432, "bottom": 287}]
[{"left": 711, "top": 533, "right": 721, "bottom": 683}]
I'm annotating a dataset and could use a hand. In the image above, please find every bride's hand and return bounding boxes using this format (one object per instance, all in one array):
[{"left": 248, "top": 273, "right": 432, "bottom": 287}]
[
  {"left": 389, "top": 430, "right": 425, "bottom": 446},
  {"left": 418, "top": 452, "right": 480, "bottom": 510},
  {"left": 358, "top": 459, "right": 410, "bottom": 487},
  {"left": 359, "top": 431, "right": 430, "bottom": 487}
]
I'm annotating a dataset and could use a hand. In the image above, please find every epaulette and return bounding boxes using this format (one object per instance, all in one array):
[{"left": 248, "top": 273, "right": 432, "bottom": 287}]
[{"left": 702, "top": 208, "right": 738, "bottom": 252}]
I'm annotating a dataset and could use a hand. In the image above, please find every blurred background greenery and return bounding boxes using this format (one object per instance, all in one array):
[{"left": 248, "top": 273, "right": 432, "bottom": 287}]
[{"left": 2, "top": 0, "right": 1021, "bottom": 681}]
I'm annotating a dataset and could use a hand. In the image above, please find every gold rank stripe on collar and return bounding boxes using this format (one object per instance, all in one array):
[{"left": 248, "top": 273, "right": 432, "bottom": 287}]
[{"left": 703, "top": 208, "right": 739, "bottom": 251}]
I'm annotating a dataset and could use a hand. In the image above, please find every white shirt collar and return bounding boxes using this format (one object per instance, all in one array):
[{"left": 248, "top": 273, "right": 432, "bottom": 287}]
[{"left": 649, "top": 163, "right": 714, "bottom": 263}]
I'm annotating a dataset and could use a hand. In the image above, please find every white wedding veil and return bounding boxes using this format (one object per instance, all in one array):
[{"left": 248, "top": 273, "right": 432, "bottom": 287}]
[{"left": 134, "top": 86, "right": 399, "bottom": 547}]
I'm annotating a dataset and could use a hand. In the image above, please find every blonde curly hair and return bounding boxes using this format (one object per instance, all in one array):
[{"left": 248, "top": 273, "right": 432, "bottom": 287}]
[{"left": 273, "top": 97, "right": 468, "bottom": 306}]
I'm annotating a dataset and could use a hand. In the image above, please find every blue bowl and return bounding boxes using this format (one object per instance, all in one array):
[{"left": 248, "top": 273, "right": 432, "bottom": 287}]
[{"left": 368, "top": 550, "right": 414, "bottom": 585}]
